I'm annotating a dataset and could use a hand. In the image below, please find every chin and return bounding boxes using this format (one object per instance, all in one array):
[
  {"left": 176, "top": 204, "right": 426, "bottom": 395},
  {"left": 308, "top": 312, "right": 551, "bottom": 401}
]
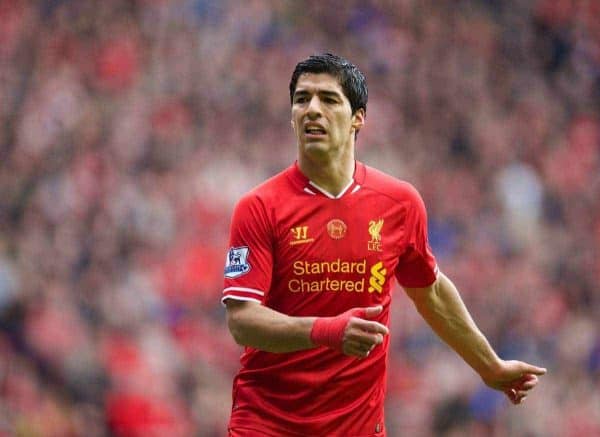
[
  {"left": 303, "top": 140, "right": 330, "bottom": 151},
  {"left": 302, "top": 143, "right": 331, "bottom": 158}
]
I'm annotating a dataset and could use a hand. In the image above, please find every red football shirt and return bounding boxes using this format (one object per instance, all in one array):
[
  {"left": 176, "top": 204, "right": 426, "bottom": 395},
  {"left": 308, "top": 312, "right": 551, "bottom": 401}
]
[{"left": 222, "top": 161, "right": 438, "bottom": 436}]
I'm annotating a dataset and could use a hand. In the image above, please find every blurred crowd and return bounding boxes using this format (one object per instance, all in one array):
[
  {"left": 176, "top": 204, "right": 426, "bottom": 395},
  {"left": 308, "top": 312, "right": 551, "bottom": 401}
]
[{"left": 1, "top": 0, "right": 599, "bottom": 435}]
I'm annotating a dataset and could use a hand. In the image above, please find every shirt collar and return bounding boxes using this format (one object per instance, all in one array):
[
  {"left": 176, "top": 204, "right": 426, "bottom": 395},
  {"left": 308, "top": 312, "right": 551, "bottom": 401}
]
[{"left": 287, "top": 160, "right": 365, "bottom": 199}]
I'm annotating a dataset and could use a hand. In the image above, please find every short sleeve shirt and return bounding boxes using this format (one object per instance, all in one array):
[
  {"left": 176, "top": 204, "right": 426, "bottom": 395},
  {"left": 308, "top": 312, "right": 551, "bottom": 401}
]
[{"left": 222, "top": 161, "right": 437, "bottom": 436}]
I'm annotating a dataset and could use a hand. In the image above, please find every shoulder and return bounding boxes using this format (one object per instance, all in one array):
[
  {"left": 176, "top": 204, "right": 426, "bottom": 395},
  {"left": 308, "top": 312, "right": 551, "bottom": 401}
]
[
  {"left": 361, "top": 164, "right": 424, "bottom": 205},
  {"left": 233, "top": 167, "right": 291, "bottom": 213}
]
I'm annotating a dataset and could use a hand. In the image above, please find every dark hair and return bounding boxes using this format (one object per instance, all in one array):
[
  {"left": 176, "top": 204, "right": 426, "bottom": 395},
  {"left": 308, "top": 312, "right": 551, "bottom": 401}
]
[{"left": 289, "top": 53, "right": 368, "bottom": 115}]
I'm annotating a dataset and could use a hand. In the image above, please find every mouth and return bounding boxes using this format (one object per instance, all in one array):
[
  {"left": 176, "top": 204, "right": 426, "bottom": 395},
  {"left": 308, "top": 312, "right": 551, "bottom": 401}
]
[{"left": 304, "top": 125, "right": 327, "bottom": 138}]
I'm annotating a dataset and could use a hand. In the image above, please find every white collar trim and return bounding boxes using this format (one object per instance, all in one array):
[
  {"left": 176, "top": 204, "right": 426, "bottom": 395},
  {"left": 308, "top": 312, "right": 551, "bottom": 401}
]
[{"left": 308, "top": 179, "right": 354, "bottom": 199}]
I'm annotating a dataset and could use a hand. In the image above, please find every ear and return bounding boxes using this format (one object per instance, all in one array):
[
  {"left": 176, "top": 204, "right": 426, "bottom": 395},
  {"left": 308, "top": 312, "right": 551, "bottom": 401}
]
[{"left": 351, "top": 108, "right": 365, "bottom": 133}]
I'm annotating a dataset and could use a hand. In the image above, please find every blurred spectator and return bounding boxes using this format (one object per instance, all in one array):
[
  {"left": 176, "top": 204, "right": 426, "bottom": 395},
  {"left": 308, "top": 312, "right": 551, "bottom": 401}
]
[{"left": 0, "top": 0, "right": 599, "bottom": 435}]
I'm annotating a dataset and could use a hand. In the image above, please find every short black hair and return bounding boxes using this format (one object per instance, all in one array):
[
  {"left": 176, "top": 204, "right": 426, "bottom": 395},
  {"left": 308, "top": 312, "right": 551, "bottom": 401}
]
[{"left": 289, "top": 53, "right": 368, "bottom": 115}]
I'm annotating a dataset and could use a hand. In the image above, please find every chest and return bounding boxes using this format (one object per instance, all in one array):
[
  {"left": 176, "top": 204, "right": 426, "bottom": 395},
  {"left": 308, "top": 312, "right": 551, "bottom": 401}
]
[{"left": 272, "top": 193, "right": 407, "bottom": 277}]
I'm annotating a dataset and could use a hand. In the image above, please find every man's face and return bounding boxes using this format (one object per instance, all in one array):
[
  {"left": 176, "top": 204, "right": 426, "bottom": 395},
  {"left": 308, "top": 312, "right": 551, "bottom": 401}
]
[{"left": 291, "top": 73, "right": 364, "bottom": 159}]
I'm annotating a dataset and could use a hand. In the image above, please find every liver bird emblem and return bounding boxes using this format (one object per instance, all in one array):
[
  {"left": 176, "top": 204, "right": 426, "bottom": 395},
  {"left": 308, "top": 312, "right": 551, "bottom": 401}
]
[{"left": 368, "top": 219, "right": 384, "bottom": 242}]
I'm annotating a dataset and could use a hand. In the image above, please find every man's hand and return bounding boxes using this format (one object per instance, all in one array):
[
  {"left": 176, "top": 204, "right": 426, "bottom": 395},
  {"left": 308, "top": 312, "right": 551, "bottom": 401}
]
[
  {"left": 310, "top": 306, "right": 389, "bottom": 358},
  {"left": 480, "top": 360, "right": 547, "bottom": 405}
]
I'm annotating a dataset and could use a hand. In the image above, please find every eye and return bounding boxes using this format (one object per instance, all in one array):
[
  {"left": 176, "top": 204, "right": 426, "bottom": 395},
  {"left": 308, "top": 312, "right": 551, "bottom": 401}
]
[
  {"left": 294, "top": 96, "right": 307, "bottom": 104},
  {"left": 324, "top": 97, "right": 338, "bottom": 104}
]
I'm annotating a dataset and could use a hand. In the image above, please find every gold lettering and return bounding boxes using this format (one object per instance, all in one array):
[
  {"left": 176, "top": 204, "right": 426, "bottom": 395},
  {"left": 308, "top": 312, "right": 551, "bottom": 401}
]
[
  {"left": 292, "top": 259, "right": 369, "bottom": 276},
  {"left": 287, "top": 278, "right": 370, "bottom": 293},
  {"left": 293, "top": 261, "right": 304, "bottom": 275},
  {"left": 289, "top": 279, "right": 300, "bottom": 292},
  {"left": 330, "top": 259, "right": 340, "bottom": 273},
  {"left": 328, "top": 279, "right": 338, "bottom": 291},
  {"left": 289, "top": 258, "right": 377, "bottom": 294},
  {"left": 356, "top": 260, "right": 366, "bottom": 274},
  {"left": 302, "top": 280, "right": 311, "bottom": 292},
  {"left": 356, "top": 278, "right": 364, "bottom": 292}
]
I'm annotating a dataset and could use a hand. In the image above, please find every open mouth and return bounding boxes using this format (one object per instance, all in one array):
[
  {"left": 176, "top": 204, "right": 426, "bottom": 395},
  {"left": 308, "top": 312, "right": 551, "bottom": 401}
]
[{"left": 304, "top": 126, "right": 327, "bottom": 136}]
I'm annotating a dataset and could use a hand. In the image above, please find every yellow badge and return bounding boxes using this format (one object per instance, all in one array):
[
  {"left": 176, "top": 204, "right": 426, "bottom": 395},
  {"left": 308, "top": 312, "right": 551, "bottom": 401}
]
[
  {"left": 290, "top": 226, "right": 314, "bottom": 245},
  {"left": 368, "top": 219, "right": 384, "bottom": 252}
]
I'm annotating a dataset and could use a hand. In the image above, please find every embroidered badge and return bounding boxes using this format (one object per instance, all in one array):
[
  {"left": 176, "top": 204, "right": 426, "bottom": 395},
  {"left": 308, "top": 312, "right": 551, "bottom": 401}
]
[
  {"left": 368, "top": 219, "right": 384, "bottom": 252},
  {"left": 327, "top": 219, "right": 347, "bottom": 239}
]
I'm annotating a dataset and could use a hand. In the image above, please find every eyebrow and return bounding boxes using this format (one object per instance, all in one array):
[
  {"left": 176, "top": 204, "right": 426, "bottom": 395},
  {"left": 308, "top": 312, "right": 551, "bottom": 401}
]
[{"left": 293, "top": 89, "right": 343, "bottom": 99}]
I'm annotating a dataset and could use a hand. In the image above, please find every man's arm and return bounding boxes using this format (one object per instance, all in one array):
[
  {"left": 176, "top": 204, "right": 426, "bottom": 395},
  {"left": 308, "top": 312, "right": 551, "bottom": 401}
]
[
  {"left": 404, "top": 271, "right": 546, "bottom": 404},
  {"left": 225, "top": 300, "right": 389, "bottom": 357}
]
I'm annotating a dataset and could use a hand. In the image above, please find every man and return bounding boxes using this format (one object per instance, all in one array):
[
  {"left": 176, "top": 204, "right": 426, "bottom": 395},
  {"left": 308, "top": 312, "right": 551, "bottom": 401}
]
[{"left": 222, "top": 53, "right": 546, "bottom": 436}]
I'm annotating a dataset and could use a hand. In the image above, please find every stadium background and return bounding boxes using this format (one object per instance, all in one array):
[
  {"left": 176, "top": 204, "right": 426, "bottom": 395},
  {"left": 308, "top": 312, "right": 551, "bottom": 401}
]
[{"left": 1, "top": 0, "right": 599, "bottom": 435}]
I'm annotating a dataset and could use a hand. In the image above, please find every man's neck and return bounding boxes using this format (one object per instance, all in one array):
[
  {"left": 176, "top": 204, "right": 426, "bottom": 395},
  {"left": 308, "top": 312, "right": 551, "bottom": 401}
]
[{"left": 298, "top": 152, "right": 355, "bottom": 197}]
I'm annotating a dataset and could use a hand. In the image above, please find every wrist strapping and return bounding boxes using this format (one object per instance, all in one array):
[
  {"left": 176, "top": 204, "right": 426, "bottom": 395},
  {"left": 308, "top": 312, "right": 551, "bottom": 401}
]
[{"left": 310, "top": 308, "right": 366, "bottom": 351}]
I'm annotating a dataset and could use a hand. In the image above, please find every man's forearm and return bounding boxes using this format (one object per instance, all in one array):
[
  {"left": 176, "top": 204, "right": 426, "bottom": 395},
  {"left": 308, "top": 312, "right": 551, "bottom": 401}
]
[
  {"left": 225, "top": 300, "right": 389, "bottom": 357},
  {"left": 226, "top": 300, "right": 316, "bottom": 353},
  {"left": 405, "top": 272, "right": 501, "bottom": 379}
]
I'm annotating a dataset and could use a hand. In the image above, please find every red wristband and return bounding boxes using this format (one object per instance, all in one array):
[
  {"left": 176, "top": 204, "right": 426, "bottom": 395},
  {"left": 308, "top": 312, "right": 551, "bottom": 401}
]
[{"left": 310, "top": 308, "right": 366, "bottom": 351}]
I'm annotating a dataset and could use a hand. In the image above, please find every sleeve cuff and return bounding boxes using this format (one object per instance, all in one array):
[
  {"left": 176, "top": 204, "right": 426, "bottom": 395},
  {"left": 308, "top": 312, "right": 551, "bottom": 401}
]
[{"left": 221, "top": 287, "right": 265, "bottom": 307}]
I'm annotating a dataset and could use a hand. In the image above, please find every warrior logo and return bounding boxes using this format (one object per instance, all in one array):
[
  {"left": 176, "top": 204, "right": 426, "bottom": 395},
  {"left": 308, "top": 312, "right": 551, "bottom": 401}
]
[
  {"left": 290, "top": 225, "right": 314, "bottom": 245},
  {"left": 224, "top": 246, "right": 251, "bottom": 278}
]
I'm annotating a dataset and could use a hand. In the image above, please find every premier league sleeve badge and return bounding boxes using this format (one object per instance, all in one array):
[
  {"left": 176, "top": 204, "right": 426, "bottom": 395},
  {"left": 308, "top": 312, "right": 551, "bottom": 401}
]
[{"left": 224, "top": 246, "right": 251, "bottom": 278}]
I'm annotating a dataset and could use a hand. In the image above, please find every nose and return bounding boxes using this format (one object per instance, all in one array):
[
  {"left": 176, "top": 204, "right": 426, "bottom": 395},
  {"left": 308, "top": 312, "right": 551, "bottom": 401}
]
[{"left": 306, "top": 95, "right": 322, "bottom": 119}]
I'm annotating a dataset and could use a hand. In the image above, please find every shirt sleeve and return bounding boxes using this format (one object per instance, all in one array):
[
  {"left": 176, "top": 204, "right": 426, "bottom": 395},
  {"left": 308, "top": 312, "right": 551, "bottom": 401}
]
[
  {"left": 394, "top": 184, "right": 439, "bottom": 288},
  {"left": 222, "top": 193, "right": 273, "bottom": 305}
]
